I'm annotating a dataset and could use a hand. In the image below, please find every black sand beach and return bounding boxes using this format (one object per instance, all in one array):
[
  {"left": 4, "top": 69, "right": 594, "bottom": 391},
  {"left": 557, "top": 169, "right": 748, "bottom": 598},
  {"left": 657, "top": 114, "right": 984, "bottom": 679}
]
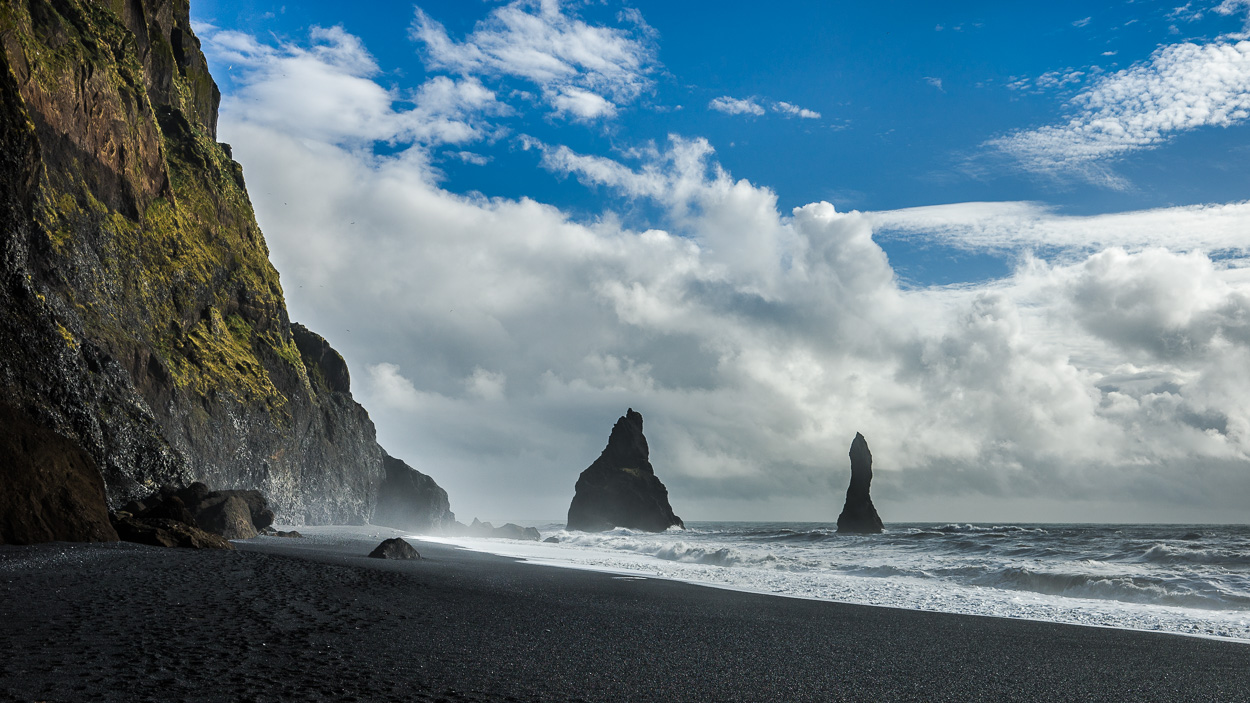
[{"left": 2, "top": 529, "right": 1248, "bottom": 703}]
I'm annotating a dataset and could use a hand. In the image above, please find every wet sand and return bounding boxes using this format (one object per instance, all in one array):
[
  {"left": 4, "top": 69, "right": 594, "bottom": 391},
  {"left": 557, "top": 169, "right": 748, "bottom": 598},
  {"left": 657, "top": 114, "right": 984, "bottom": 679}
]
[{"left": 1, "top": 527, "right": 1247, "bottom": 702}]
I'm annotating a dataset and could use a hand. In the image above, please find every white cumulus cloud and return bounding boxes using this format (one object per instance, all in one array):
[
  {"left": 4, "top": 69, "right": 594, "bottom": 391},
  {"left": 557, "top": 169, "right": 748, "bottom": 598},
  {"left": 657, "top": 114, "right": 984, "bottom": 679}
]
[
  {"left": 211, "top": 25, "right": 1250, "bottom": 525},
  {"left": 710, "top": 96, "right": 822, "bottom": 119},
  {"left": 410, "top": 1, "right": 657, "bottom": 121},
  {"left": 202, "top": 26, "right": 506, "bottom": 148}
]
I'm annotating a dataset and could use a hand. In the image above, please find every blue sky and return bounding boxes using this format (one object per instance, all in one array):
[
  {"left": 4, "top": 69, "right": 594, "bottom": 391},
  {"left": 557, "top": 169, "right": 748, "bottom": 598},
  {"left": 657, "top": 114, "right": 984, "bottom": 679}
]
[
  {"left": 196, "top": 0, "right": 1250, "bottom": 214},
  {"left": 189, "top": 1, "right": 1250, "bottom": 523}
]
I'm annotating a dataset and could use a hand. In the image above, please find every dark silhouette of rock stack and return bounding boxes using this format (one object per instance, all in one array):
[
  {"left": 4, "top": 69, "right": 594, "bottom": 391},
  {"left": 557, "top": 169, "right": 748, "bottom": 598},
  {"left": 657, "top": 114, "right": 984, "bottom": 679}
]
[
  {"left": 567, "top": 409, "right": 683, "bottom": 532},
  {"left": 372, "top": 455, "right": 457, "bottom": 533},
  {"left": 836, "top": 433, "right": 884, "bottom": 534}
]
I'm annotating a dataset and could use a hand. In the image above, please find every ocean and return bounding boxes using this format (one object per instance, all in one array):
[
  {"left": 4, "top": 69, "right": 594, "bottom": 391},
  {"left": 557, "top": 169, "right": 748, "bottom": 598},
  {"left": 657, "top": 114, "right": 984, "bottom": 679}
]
[{"left": 427, "top": 522, "right": 1250, "bottom": 642}]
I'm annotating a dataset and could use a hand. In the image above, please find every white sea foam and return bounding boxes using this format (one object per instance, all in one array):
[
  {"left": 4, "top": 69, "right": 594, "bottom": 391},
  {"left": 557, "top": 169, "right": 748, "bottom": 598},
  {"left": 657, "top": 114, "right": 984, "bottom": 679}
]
[{"left": 418, "top": 522, "right": 1250, "bottom": 642}]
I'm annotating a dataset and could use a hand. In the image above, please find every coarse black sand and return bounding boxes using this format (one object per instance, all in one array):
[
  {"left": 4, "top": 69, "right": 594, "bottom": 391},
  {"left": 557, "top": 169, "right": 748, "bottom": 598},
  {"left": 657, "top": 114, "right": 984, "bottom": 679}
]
[{"left": 2, "top": 527, "right": 1248, "bottom": 702}]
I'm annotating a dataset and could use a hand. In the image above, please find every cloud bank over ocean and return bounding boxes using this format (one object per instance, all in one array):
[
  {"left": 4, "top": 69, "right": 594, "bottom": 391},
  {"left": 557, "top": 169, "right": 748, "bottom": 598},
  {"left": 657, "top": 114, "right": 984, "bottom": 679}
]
[{"left": 197, "top": 4, "right": 1250, "bottom": 523}]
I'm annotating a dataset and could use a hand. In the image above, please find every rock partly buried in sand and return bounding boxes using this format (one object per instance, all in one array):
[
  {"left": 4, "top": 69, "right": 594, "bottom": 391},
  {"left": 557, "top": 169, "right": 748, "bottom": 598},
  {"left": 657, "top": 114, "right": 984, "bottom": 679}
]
[
  {"left": 369, "top": 538, "right": 420, "bottom": 559},
  {"left": 566, "top": 409, "right": 683, "bottom": 533},
  {"left": 836, "top": 433, "right": 884, "bottom": 534},
  {"left": 110, "top": 514, "right": 234, "bottom": 549},
  {"left": 372, "top": 454, "right": 456, "bottom": 533}
]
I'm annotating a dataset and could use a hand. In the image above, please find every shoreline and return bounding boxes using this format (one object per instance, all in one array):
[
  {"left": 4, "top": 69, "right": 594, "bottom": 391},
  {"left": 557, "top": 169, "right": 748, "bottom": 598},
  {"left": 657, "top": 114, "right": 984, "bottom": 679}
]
[
  {"left": 3, "top": 528, "right": 1249, "bottom": 702},
  {"left": 420, "top": 527, "right": 1250, "bottom": 646}
]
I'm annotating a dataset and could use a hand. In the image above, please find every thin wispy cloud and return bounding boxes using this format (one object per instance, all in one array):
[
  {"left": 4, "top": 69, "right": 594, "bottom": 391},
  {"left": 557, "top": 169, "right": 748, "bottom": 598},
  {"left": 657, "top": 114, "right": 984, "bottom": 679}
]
[
  {"left": 1216, "top": 0, "right": 1250, "bottom": 32},
  {"left": 989, "top": 39, "right": 1250, "bottom": 184},
  {"left": 710, "top": 95, "right": 821, "bottom": 119},
  {"left": 773, "top": 101, "right": 821, "bottom": 119},
  {"left": 709, "top": 95, "right": 764, "bottom": 116},
  {"left": 866, "top": 200, "right": 1250, "bottom": 255}
]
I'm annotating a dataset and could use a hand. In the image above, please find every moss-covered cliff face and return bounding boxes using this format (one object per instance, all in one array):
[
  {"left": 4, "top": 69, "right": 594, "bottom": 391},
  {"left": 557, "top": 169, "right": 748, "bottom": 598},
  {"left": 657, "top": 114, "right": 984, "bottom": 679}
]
[{"left": 0, "top": 0, "right": 415, "bottom": 533}]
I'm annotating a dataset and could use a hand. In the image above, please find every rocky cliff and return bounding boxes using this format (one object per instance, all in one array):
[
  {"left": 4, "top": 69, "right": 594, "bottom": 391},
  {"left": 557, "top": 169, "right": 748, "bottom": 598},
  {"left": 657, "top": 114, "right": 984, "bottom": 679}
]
[
  {"left": 0, "top": 0, "right": 447, "bottom": 541},
  {"left": 836, "top": 433, "right": 884, "bottom": 534},
  {"left": 567, "top": 409, "right": 683, "bottom": 532},
  {"left": 372, "top": 454, "right": 456, "bottom": 533}
]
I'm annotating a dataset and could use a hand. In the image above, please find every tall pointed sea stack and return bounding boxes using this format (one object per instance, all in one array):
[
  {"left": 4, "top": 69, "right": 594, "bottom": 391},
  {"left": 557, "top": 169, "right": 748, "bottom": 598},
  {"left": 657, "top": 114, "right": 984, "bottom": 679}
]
[
  {"left": 567, "top": 409, "right": 683, "bottom": 532},
  {"left": 836, "top": 433, "right": 884, "bottom": 534}
]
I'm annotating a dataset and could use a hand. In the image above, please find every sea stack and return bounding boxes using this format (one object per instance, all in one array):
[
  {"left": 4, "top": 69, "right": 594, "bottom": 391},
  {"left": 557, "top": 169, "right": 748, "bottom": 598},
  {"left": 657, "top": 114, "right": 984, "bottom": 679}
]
[
  {"left": 372, "top": 455, "right": 457, "bottom": 533},
  {"left": 567, "top": 409, "right": 684, "bottom": 532},
  {"left": 836, "top": 433, "right": 884, "bottom": 534}
]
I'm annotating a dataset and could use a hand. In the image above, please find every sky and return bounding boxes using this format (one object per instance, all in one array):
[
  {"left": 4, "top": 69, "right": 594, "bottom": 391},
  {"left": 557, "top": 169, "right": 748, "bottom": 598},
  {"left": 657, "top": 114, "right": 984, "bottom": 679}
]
[{"left": 188, "top": 0, "right": 1250, "bottom": 524}]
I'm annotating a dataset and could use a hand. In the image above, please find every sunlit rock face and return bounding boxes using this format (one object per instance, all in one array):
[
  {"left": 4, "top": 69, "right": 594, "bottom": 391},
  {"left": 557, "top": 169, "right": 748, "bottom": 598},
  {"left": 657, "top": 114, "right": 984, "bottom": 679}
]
[
  {"left": 836, "top": 433, "right": 884, "bottom": 534},
  {"left": 0, "top": 0, "right": 445, "bottom": 540},
  {"left": 567, "top": 409, "right": 684, "bottom": 533}
]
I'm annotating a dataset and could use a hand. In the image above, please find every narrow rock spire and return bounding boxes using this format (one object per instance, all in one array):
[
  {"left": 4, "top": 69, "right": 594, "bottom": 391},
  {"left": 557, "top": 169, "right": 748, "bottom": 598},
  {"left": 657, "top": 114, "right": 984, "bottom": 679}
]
[{"left": 836, "top": 432, "right": 884, "bottom": 534}]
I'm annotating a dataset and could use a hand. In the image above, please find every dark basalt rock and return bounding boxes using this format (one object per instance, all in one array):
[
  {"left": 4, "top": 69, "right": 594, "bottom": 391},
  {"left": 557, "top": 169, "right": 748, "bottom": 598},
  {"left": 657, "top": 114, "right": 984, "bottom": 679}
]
[
  {"left": 0, "top": 0, "right": 455, "bottom": 541},
  {"left": 291, "top": 323, "right": 351, "bottom": 395},
  {"left": 0, "top": 405, "right": 118, "bottom": 545},
  {"left": 195, "top": 495, "right": 258, "bottom": 540},
  {"left": 836, "top": 433, "right": 884, "bottom": 534},
  {"left": 136, "top": 495, "right": 198, "bottom": 527},
  {"left": 372, "top": 454, "right": 456, "bottom": 533},
  {"left": 187, "top": 486, "right": 276, "bottom": 533},
  {"left": 543, "top": 536, "right": 560, "bottom": 544},
  {"left": 119, "top": 483, "right": 274, "bottom": 541},
  {"left": 566, "top": 409, "right": 683, "bottom": 533},
  {"left": 110, "top": 514, "right": 233, "bottom": 550},
  {"left": 368, "top": 538, "right": 420, "bottom": 560}
]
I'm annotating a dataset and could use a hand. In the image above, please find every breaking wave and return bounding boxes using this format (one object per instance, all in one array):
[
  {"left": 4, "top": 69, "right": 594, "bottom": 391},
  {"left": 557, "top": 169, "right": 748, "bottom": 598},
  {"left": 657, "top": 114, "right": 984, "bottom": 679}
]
[{"left": 442, "top": 521, "right": 1250, "bottom": 642}]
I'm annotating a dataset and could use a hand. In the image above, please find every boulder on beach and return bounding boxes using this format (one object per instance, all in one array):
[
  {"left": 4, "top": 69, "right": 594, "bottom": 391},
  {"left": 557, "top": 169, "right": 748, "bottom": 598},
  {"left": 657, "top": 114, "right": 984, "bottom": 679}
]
[
  {"left": 566, "top": 409, "right": 683, "bottom": 533},
  {"left": 196, "top": 495, "right": 259, "bottom": 540},
  {"left": 112, "top": 482, "right": 276, "bottom": 546},
  {"left": 110, "top": 514, "right": 234, "bottom": 550},
  {"left": 836, "top": 433, "right": 884, "bottom": 534},
  {"left": 368, "top": 538, "right": 420, "bottom": 560}
]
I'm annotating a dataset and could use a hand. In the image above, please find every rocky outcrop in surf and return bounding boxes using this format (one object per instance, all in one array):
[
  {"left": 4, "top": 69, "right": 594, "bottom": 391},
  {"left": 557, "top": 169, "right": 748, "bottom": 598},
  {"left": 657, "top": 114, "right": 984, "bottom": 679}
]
[
  {"left": 567, "top": 409, "right": 683, "bottom": 533},
  {"left": 460, "top": 518, "right": 541, "bottom": 541},
  {"left": 836, "top": 433, "right": 884, "bottom": 534},
  {"left": 0, "top": 0, "right": 452, "bottom": 542}
]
